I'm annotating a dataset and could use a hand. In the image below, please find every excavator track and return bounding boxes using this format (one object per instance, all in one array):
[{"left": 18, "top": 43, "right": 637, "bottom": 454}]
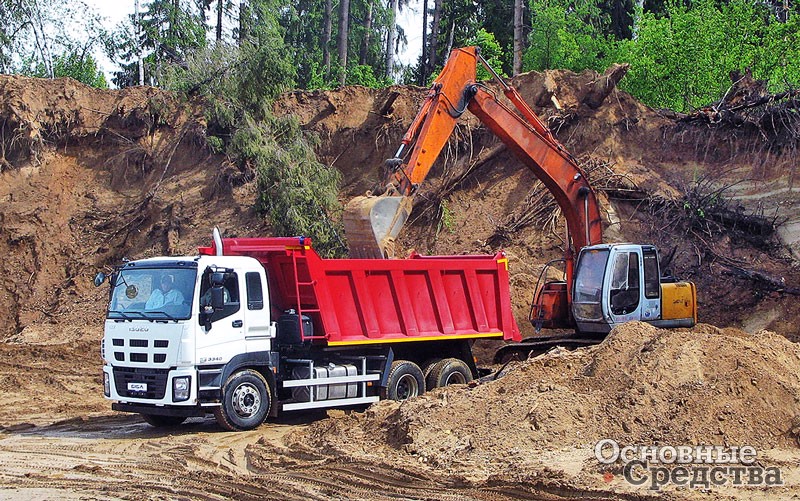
[{"left": 493, "top": 334, "right": 604, "bottom": 364}]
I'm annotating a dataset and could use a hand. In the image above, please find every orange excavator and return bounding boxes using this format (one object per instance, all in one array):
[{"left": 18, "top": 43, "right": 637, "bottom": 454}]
[{"left": 344, "top": 46, "right": 696, "bottom": 356}]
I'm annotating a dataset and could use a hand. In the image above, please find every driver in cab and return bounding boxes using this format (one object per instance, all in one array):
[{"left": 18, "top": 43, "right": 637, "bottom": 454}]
[{"left": 145, "top": 274, "right": 185, "bottom": 310}]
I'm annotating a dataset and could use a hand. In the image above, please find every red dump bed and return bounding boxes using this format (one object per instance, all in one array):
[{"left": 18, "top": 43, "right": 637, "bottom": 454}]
[{"left": 200, "top": 237, "right": 521, "bottom": 345}]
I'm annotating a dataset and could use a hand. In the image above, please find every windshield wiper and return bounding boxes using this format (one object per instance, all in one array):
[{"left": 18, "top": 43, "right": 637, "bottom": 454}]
[
  {"left": 108, "top": 310, "right": 133, "bottom": 321},
  {"left": 108, "top": 310, "right": 149, "bottom": 321},
  {"left": 147, "top": 311, "right": 179, "bottom": 321}
]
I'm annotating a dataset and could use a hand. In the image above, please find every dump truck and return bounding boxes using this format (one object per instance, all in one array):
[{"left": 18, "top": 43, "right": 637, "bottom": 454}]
[
  {"left": 344, "top": 46, "right": 697, "bottom": 362},
  {"left": 95, "top": 229, "right": 520, "bottom": 430}
]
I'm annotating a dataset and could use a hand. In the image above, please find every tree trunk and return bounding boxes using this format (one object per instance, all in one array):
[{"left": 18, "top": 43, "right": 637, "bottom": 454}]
[
  {"left": 323, "top": 0, "right": 332, "bottom": 73},
  {"left": 420, "top": 0, "right": 428, "bottom": 84},
  {"left": 239, "top": 1, "right": 248, "bottom": 43},
  {"left": 359, "top": 0, "right": 373, "bottom": 65},
  {"left": 385, "top": 0, "right": 398, "bottom": 80},
  {"left": 338, "top": 0, "right": 350, "bottom": 85},
  {"left": 429, "top": 0, "right": 441, "bottom": 71},
  {"left": 513, "top": 0, "right": 523, "bottom": 75},
  {"left": 136, "top": 0, "right": 144, "bottom": 84},
  {"left": 216, "top": 0, "right": 223, "bottom": 41},
  {"left": 445, "top": 19, "right": 454, "bottom": 56}
]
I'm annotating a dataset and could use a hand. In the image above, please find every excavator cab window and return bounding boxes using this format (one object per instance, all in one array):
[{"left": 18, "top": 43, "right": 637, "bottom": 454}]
[
  {"left": 610, "top": 252, "right": 640, "bottom": 315},
  {"left": 573, "top": 249, "right": 609, "bottom": 322},
  {"left": 643, "top": 248, "right": 660, "bottom": 299}
]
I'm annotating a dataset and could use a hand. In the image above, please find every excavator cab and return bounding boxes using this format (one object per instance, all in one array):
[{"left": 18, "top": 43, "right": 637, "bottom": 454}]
[{"left": 571, "top": 244, "right": 697, "bottom": 334}]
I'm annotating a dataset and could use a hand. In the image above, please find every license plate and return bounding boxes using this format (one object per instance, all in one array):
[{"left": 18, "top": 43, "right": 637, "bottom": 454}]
[{"left": 128, "top": 382, "right": 147, "bottom": 391}]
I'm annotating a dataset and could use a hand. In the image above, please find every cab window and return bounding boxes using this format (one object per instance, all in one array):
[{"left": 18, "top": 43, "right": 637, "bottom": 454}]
[
  {"left": 610, "top": 252, "right": 640, "bottom": 315},
  {"left": 573, "top": 249, "right": 609, "bottom": 322},
  {"left": 643, "top": 248, "right": 660, "bottom": 299},
  {"left": 199, "top": 271, "right": 240, "bottom": 324}
]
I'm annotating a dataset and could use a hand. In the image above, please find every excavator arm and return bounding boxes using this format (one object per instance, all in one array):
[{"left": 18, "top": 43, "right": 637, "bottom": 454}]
[
  {"left": 344, "top": 47, "right": 479, "bottom": 259},
  {"left": 344, "top": 46, "right": 602, "bottom": 273}
]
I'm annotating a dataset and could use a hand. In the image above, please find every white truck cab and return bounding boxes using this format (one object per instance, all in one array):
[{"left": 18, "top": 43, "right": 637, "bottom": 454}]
[{"left": 100, "top": 255, "right": 277, "bottom": 426}]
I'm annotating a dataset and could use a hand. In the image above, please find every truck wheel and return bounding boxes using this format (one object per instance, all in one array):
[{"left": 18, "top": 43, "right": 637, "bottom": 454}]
[
  {"left": 214, "top": 369, "right": 271, "bottom": 431},
  {"left": 385, "top": 360, "right": 425, "bottom": 401},
  {"left": 427, "top": 358, "right": 473, "bottom": 389},
  {"left": 141, "top": 414, "right": 186, "bottom": 427},
  {"left": 420, "top": 358, "right": 442, "bottom": 382}
]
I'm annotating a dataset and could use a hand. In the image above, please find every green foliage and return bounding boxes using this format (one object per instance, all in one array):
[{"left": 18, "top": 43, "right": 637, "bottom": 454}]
[
  {"left": 437, "top": 199, "right": 456, "bottom": 234},
  {"left": 345, "top": 64, "right": 392, "bottom": 87},
  {"left": 243, "top": 115, "right": 346, "bottom": 256},
  {"left": 616, "top": 0, "right": 799, "bottom": 112},
  {"left": 108, "top": 0, "right": 207, "bottom": 87},
  {"left": 1, "top": 0, "right": 108, "bottom": 78},
  {"left": 141, "top": 0, "right": 207, "bottom": 62},
  {"left": 524, "top": 0, "right": 616, "bottom": 72},
  {"left": 53, "top": 51, "right": 108, "bottom": 88},
  {"left": 466, "top": 29, "right": 507, "bottom": 80},
  {"left": 160, "top": 14, "right": 345, "bottom": 256}
]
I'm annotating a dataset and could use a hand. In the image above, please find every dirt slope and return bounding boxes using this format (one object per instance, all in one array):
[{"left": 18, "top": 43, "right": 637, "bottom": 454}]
[
  {"left": 277, "top": 322, "right": 800, "bottom": 499},
  {"left": 293, "top": 323, "right": 800, "bottom": 458},
  {"left": 0, "top": 75, "right": 270, "bottom": 343},
  {"left": 1, "top": 71, "right": 798, "bottom": 344}
]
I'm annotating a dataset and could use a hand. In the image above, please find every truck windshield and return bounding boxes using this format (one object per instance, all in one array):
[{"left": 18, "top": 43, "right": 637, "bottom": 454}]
[
  {"left": 572, "top": 249, "right": 609, "bottom": 322},
  {"left": 107, "top": 268, "right": 196, "bottom": 321}
]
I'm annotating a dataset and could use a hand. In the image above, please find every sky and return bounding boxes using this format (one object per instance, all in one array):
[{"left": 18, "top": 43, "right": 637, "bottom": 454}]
[{"left": 84, "top": 0, "right": 424, "bottom": 83}]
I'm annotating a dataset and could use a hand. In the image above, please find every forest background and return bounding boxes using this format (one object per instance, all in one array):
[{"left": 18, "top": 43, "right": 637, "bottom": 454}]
[{"left": 1, "top": 0, "right": 797, "bottom": 254}]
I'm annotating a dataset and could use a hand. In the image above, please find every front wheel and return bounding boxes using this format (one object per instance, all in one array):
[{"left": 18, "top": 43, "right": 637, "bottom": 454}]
[{"left": 214, "top": 369, "right": 272, "bottom": 431}]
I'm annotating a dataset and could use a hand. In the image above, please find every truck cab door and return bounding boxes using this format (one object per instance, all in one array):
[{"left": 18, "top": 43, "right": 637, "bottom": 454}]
[{"left": 196, "top": 270, "right": 245, "bottom": 362}]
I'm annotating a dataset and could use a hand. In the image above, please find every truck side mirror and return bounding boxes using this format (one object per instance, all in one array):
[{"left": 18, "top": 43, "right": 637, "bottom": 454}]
[
  {"left": 210, "top": 286, "right": 225, "bottom": 310},
  {"left": 211, "top": 272, "right": 226, "bottom": 287},
  {"left": 94, "top": 272, "right": 106, "bottom": 287}
]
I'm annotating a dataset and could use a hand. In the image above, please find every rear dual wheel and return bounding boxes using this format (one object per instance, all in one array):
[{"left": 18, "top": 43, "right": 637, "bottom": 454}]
[
  {"left": 426, "top": 358, "right": 473, "bottom": 389},
  {"left": 385, "top": 360, "right": 426, "bottom": 401}
]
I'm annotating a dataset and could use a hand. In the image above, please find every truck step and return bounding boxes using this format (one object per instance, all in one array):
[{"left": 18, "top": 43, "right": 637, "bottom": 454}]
[{"left": 282, "top": 395, "right": 379, "bottom": 411}]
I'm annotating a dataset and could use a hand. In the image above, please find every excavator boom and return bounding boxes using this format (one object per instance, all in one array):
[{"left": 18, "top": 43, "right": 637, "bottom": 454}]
[
  {"left": 344, "top": 47, "right": 479, "bottom": 258},
  {"left": 343, "top": 45, "right": 697, "bottom": 334},
  {"left": 344, "top": 46, "right": 602, "bottom": 271}
]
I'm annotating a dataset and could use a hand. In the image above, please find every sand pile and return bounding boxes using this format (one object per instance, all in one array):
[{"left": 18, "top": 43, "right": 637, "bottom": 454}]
[{"left": 293, "top": 322, "right": 800, "bottom": 471}]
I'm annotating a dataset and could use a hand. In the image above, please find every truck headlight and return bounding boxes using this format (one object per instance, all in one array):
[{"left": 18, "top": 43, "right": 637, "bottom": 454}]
[
  {"left": 173, "top": 376, "right": 191, "bottom": 402},
  {"left": 103, "top": 372, "right": 110, "bottom": 397}
]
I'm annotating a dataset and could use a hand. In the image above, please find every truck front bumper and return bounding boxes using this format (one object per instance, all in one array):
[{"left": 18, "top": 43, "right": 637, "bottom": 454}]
[{"left": 112, "top": 402, "right": 206, "bottom": 418}]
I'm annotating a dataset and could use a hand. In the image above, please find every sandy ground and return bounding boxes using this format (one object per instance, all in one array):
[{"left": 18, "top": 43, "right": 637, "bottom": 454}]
[
  {"left": 2, "top": 324, "right": 800, "bottom": 500},
  {"left": 1, "top": 73, "right": 799, "bottom": 499}
]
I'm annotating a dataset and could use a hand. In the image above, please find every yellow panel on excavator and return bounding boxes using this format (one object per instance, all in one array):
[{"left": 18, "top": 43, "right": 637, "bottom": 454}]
[{"left": 661, "top": 281, "right": 697, "bottom": 323}]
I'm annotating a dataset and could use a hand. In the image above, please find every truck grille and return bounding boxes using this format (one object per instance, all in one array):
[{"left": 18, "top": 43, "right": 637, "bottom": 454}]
[
  {"left": 113, "top": 367, "right": 169, "bottom": 399},
  {"left": 109, "top": 338, "right": 170, "bottom": 364}
]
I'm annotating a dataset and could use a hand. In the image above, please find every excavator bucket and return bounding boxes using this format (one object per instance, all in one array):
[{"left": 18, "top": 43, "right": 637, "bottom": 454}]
[{"left": 343, "top": 195, "right": 413, "bottom": 258}]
